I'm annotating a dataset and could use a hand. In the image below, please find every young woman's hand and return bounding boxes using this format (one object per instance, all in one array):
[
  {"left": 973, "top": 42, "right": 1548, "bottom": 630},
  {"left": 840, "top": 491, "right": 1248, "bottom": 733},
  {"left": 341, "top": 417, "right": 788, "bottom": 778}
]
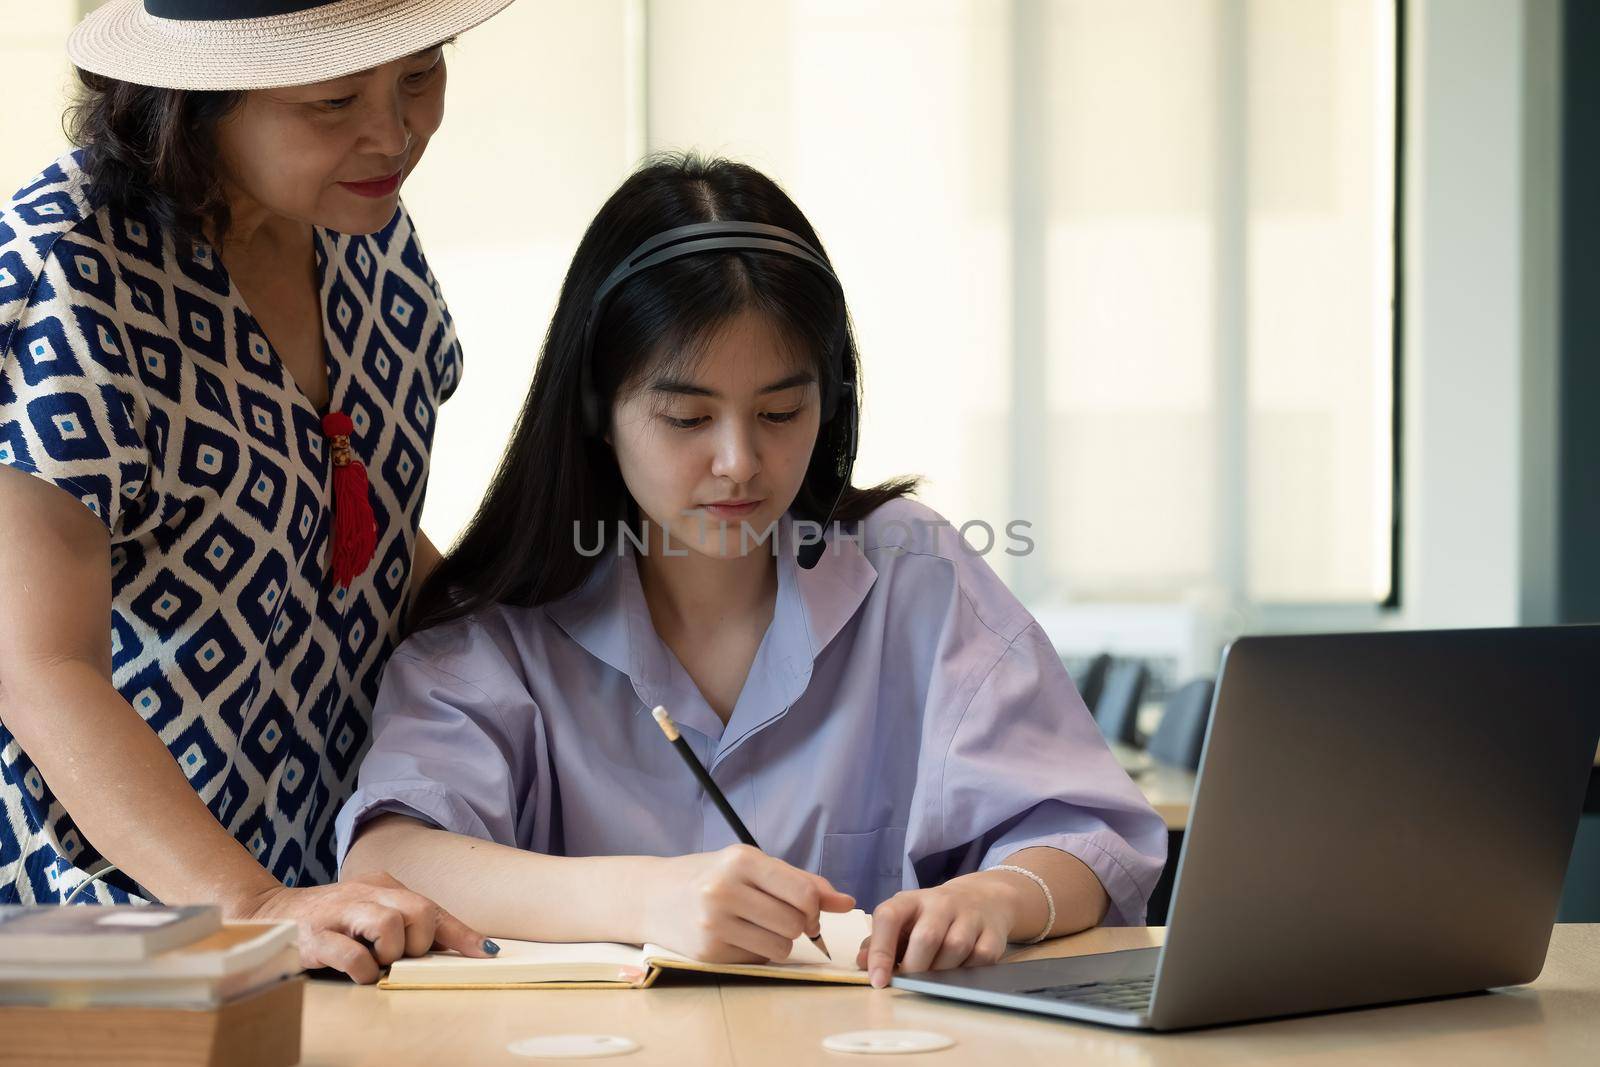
[
  {"left": 644, "top": 845, "right": 854, "bottom": 963},
  {"left": 233, "top": 871, "right": 497, "bottom": 984},
  {"left": 855, "top": 873, "right": 1024, "bottom": 988}
]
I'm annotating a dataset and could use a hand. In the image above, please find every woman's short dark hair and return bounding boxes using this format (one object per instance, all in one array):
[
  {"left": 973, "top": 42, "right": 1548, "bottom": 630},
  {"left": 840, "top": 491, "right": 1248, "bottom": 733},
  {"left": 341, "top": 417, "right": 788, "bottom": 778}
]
[
  {"left": 64, "top": 69, "right": 244, "bottom": 244},
  {"left": 408, "top": 152, "right": 920, "bottom": 636}
]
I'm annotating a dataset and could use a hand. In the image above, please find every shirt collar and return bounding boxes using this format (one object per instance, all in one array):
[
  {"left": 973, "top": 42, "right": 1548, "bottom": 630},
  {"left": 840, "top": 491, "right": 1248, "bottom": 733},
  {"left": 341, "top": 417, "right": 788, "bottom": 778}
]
[{"left": 545, "top": 511, "right": 878, "bottom": 742}]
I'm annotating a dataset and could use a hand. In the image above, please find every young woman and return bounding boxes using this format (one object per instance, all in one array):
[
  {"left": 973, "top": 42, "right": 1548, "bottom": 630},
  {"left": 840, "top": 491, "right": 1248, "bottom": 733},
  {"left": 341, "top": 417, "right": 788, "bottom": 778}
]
[
  {"left": 337, "top": 155, "right": 1166, "bottom": 987},
  {"left": 0, "top": 1, "right": 518, "bottom": 982}
]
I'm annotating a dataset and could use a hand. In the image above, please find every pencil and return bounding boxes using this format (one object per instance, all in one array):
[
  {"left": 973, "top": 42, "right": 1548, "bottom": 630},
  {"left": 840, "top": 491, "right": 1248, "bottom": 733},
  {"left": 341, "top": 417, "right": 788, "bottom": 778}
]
[{"left": 650, "top": 705, "right": 832, "bottom": 960}]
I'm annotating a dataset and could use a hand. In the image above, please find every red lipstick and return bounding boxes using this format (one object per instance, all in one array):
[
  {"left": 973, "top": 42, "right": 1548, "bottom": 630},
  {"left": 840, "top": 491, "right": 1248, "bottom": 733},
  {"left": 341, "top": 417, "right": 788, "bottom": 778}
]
[{"left": 340, "top": 169, "right": 403, "bottom": 199}]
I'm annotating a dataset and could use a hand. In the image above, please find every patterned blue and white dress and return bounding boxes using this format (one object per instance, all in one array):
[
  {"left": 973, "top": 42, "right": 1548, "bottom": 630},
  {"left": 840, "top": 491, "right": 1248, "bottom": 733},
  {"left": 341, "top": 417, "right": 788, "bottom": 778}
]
[{"left": 0, "top": 149, "right": 461, "bottom": 903}]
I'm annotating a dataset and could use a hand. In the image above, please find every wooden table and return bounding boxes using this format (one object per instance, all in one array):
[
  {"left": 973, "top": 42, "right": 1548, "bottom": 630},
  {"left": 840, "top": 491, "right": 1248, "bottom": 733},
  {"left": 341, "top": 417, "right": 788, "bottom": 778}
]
[
  {"left": 300, "top": 924, "right": 1600, "bottom": 1066},
  {"left": 1112, "top": 743, "right": 1197, "bottom": 831}
]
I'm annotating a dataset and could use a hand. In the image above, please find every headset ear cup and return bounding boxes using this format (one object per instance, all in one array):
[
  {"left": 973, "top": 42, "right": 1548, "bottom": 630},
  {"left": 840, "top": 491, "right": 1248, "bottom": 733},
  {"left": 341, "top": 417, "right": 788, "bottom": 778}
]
[
  {"left": 838, "top": 390, "right": 858, "bottom": 478},
  {"left": 821, "top": 337, "right": 849, "bottom": 425}
]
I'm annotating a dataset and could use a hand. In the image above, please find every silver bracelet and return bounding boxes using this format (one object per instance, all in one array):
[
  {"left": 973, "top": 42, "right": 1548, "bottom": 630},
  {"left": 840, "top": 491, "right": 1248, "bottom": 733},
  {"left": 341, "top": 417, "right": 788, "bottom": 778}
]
[{"left": 990, "top": 864, "right": 1056, "bottom": 945}]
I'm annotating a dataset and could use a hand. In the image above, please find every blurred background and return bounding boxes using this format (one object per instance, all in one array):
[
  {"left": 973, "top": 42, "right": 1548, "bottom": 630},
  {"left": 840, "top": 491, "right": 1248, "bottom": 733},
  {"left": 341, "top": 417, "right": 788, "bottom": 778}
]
[{"left": 3, "top": 1, "right": 1594, "bottom": 916}]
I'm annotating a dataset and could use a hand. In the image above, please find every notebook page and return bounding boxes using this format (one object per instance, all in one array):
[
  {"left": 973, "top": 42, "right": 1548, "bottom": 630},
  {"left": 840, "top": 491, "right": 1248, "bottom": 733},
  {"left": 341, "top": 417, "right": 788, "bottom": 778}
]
[{"left": 385, "top": 939, "right": 647, "bottom": 985}]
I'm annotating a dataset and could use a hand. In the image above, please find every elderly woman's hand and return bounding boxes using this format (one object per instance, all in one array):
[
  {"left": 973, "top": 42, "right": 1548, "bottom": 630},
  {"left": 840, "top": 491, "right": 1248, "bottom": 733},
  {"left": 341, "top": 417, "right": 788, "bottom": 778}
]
[{"left": 234, "top": 871, "right": 498, "bottom": 984}]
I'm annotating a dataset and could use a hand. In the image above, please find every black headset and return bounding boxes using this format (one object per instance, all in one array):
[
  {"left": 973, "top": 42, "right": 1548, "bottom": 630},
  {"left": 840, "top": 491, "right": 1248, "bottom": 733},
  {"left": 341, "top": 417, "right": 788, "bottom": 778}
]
[{"left": 577, "top": 221, "right": 858, "bottom": 570}]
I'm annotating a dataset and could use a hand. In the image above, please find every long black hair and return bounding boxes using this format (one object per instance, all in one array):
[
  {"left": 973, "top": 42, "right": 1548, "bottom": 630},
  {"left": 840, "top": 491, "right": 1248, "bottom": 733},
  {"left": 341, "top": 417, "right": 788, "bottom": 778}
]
[{"left": 408, "top": 153, "right": 919, "bottom": 635}]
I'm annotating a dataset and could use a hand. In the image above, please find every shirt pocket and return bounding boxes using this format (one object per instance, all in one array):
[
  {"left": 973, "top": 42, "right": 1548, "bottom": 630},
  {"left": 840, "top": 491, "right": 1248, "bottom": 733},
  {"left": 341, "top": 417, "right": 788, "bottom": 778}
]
[{"left": 819, "top": 826, "right": 908, "bottom": 913}]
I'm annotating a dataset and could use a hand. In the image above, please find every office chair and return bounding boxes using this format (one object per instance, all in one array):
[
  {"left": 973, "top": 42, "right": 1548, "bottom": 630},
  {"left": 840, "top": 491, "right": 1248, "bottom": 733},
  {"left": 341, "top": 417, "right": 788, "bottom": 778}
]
[
  {"left": 1146, "top": 677, "right": 1216, "bottom": 770},
  {"left": 1094, "top": 659, "right": 1149, "bottom": 746},
  {"left": 1076, "top": 652, "right": 1112, "bottom": 712}
]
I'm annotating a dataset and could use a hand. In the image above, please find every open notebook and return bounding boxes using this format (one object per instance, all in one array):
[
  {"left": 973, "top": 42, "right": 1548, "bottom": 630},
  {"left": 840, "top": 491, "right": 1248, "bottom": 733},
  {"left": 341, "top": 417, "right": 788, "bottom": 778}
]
[{"left": 382, "top": 909, "right": 872, "bottom": 989}]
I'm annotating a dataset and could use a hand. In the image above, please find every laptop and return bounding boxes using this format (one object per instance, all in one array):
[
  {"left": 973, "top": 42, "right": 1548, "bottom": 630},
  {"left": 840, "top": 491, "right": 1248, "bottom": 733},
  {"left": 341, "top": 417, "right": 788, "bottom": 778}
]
[{"left": 892, "top": 626, "right": 1600, "bottom": 1030}]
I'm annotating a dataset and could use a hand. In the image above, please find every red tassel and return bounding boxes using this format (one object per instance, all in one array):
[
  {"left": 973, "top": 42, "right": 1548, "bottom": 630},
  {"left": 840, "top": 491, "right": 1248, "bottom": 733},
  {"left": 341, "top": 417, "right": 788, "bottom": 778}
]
[{"left": 322, "top": 412, "right": 377, "bottom": 588}]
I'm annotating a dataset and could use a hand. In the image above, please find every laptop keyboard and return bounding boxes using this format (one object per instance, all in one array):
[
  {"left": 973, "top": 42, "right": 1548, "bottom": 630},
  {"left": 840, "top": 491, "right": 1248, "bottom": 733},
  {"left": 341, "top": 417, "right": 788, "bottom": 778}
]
[{"left": 1017, "top": 975, "right": 1154, "bottom": 1013}]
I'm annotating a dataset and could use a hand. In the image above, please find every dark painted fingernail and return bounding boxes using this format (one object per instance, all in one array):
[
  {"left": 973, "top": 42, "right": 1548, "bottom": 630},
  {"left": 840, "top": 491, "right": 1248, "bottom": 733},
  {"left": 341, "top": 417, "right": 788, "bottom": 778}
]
[{"left": 483, "top": 940, "right": 501, "bottom": 955}]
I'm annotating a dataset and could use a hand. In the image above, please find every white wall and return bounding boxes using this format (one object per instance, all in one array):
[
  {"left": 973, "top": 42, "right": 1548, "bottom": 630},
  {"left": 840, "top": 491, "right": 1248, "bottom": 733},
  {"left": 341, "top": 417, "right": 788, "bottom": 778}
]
[
  {"left": 0, "top": 3, "right": 78, "bottom": 157},
  {"left": 1400, "top": 0, "right": 1562, "bottom": 631}
]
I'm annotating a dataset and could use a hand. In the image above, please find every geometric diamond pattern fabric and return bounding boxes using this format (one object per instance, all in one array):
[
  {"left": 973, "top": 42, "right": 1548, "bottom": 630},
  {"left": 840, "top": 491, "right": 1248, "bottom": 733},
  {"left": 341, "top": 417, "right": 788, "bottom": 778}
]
[{"left": 0, "top": 150, "right": 461, "bottom": 903}]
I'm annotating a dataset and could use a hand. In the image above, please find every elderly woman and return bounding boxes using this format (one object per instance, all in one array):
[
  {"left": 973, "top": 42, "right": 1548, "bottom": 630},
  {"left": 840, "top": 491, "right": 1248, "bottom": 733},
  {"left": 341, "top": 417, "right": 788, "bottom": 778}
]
[{"left": 0, "top": 0, "right": 515, "bottom": 982}]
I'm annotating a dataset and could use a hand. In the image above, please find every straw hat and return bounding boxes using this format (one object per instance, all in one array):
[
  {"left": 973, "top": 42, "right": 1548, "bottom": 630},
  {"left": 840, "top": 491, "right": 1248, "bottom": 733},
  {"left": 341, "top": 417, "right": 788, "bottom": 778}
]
[{"left": 67, "top": 0, "right": 519, "bottom": 91}]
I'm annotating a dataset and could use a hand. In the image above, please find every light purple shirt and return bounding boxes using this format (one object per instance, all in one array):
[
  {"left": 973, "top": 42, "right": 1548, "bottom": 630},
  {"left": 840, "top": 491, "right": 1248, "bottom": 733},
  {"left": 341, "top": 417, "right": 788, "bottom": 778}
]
[{"left": 334, "top": 499, "right": 1167, "bottom": 922}]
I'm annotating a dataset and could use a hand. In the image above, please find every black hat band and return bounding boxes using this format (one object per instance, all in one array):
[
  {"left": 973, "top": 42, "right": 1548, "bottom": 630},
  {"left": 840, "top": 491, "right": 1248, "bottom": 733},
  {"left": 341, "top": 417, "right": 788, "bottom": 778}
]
[{"left": 146, "top": 0, "right": 337, "bottom": 21}]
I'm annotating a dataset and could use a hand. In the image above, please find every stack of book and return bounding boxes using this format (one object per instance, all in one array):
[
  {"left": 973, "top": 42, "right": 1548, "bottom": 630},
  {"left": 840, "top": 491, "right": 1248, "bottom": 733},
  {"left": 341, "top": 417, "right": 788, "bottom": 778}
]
[{"left": 0, "top": 905, "right": 303, "bottom": 1067}]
